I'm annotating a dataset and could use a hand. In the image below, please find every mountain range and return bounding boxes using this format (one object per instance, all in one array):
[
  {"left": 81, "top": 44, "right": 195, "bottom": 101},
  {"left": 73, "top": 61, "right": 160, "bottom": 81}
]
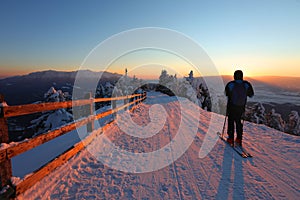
[{"left": 0, "top": 70, "right": 122, "bottom": 105}]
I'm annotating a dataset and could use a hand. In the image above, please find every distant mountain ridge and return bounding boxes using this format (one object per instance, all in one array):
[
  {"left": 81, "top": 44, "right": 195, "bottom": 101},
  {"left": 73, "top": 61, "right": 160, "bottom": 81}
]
[
  {"left": 0, "top": 70, "right": 122, "bottom": 105},
  {"left": 221, "top": 75, "right": 300, "bottom": 92},
  {"left": 3, "top": 69, "right": 121, "bottom": 81},
  {"left": 250, "top": 76, "right": 300, "bottom": 92}
]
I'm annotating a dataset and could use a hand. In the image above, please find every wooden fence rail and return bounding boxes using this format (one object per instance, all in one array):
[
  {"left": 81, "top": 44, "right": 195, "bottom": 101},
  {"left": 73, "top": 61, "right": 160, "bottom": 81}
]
[
  {"left": 0, "top": 92, "right": 146, "bottom": 198},
  {"left": 4, "top": 94, "right": 141, "bottom": 118}
]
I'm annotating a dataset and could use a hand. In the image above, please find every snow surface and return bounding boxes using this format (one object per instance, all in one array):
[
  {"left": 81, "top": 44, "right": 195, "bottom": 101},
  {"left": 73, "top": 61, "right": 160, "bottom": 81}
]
[
  {"left": 17, "top": 92, "right": 299, "bottom": 199},
  {"left": 12, "top": 105, "right": 113, "bottom": 179}
]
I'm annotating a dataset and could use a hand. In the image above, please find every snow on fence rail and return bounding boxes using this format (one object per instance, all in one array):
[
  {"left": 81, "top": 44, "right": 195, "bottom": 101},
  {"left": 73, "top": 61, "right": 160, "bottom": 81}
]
[{"left": 0, "top": 92, "right": 146, "bottom": 197}]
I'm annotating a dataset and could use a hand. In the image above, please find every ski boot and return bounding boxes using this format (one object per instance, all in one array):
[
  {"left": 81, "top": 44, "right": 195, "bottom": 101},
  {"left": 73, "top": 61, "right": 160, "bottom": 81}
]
[
  {"left": 235, "top": 138, "right": 242, "bottom": 146},
  {"left": 227, "top": 138, "right": 234, "bottom": 146}
]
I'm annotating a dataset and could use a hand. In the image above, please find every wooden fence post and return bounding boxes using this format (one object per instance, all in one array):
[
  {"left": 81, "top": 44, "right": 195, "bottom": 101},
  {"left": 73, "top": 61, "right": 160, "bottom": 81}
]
[
  {"left": 0, "top": 94, "right": 12, "bottom": 188},
  {"left": 124, "top": 96, "right": 128, "bottom": 111},
  {"left": 129, "top": 95, "right": 133, "bottom": 110},
  {"left": 86, "top": 92, "right": 94, "bottom": 133},
  {"left": 112, "top": 98, "right": 116, "bottom": 119}
]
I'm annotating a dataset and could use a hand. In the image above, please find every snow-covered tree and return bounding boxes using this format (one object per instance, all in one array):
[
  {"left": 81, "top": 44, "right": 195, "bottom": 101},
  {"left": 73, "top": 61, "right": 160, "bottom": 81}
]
[
  {"left": 244, "top": 103, "right": 300, "bottom": 135},
  {"left": 115, "top": 74, "right": 144, "bottom": 96},
  {"left": 265, "top": 108, "right": 285, "bottom": 132},
  {"left": 159, "top": 70, "right": 169, "bottom": 86},
  {"left": 44, "top": 87, "right": 69, "bottom": 102},
  {"left": 157, "top": 69, "right": 212, "bottom": 111},
  {"left": 197, "top": 83, "right": 211, "bottom": 111},
  {"left": 29, "top": 87, "right": 73, "bottom": 136},
  {"left": 95, "top": 82, "right": 113, "bottom": 109},
  {"left": 185, "top": 74, "right": 211, "bottom": 111},
  {"left": 157, "top": 70, "right": 178, "bottom": 96},
  {"left": 286, "top": 111, "right": 300, "bottom": 135},
  {"left": 245, "top": 103, "right": 266, "bottom": 124}
]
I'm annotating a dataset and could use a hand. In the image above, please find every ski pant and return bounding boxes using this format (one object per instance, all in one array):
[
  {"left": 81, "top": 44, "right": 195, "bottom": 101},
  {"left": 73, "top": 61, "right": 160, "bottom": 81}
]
[{"left": 227, "top": 105, "right": 244, "bottom": 140}]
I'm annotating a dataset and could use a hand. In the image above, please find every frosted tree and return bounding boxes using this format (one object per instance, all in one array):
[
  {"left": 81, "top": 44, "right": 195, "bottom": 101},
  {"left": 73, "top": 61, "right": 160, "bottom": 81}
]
[
  {"left": 158, "top": 70, "right": 176, "bottom": 96},
  {"left": 29, "top": 87, "right": 73, "bottom": 136},
  {"left": 96, "top": 84, "right": 105, "bottom": 98},
  {"left": 245, "top": 103, "right": 266, "bottom": 124},
  {"left": 176, "top": 78, "right": 198, "bottom": 104},
  {"left": 286, "top": 111, "right": 300, "bottom": 135},
  {"left": 185, "top": 73, "right": 211, "bottom": 111},
  {"left": 265, "top": 108, "right": 285, "bottom": 132},
  {"left": 95, "top": 82, "right": 116, "bottom": 109},
  {"left": 157, "top": 69, "right": 212, "bottom": 110},
  {"left": 168, "top": 74, "right": 178, "bottom": 94},
  {"left": 44, "top": 86, "right": 67, "bottom": 102},
  {"left": 159, "top": 70, "right": 168, "bottom": 86},
  {"left": 113, "top": 68, "right": 145, "bottom": 96},
  {"left": 197, "top": 83, "right": 211, "bottom": 111}
]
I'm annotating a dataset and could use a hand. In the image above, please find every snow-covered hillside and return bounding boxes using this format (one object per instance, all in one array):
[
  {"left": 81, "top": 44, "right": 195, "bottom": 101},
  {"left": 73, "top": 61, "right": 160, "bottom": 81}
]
[{"left": 18, "top": 92, "right": 300, "bottom": 199}]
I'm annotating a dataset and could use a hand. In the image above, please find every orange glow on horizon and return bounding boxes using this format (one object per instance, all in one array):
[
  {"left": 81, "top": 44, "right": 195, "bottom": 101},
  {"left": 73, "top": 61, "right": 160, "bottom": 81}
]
[{"left": 2, "top": 69, "right": 300, "bottom": 80}]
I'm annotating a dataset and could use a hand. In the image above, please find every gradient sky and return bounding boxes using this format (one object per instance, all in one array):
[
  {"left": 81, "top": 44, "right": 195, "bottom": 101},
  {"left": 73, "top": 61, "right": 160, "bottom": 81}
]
[{"left": 0, "top": 0, "right": 299, "bottom": 79}]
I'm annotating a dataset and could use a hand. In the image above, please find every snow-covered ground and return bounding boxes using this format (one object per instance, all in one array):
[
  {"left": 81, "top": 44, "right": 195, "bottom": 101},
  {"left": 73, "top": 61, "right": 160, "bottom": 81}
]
[
  {"left": 12, "top": 105, "right": 113, "bottom": 179},
  {"left": 18, "top": 92, "right": 300, "bottom": 199}
]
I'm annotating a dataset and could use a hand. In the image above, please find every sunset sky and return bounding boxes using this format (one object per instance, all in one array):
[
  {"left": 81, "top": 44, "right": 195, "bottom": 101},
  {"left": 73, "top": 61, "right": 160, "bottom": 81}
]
[{"left": 0, "top": 0, "right": 299, "bottom": 79}]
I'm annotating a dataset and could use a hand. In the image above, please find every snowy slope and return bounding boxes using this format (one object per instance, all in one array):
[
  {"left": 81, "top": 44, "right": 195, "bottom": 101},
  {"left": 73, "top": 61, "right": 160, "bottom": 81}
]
[{"left": 18, "top": 92, "right": 300, "bottom": 199}]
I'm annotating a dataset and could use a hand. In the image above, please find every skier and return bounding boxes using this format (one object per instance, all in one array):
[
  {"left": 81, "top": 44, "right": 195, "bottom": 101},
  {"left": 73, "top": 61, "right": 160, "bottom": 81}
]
[{"left": 225, "top": 70, "right": 254, "bottom": 146}]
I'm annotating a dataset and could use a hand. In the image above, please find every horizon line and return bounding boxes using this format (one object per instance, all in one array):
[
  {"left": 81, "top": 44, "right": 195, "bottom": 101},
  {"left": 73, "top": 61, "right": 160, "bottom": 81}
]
[{"left": 1, "top": 69, "right": 300, "bottom": 80}]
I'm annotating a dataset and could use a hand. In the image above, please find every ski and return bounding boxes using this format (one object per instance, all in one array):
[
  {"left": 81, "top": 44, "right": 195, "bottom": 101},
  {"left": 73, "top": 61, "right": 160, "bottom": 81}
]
[
  {"left": 233, "top": 145, "right": 249, "bottom": 158},
  {"left": 217, "top": 132, "right": 252, "bottom": 158},
  {"left": 235, "top": 145, "right": 252, "bottom": 157}
]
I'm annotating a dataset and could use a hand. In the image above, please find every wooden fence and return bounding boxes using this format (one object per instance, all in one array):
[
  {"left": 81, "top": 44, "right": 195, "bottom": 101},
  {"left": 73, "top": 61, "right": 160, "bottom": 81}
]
[{"left": 0, "top": 92, "right": 146, "bottom": 197}]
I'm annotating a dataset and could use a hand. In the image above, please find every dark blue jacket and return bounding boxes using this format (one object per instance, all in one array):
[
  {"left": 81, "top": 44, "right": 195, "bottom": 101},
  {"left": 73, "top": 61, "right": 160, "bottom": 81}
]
[{"left": 225, "top": 80, "right": 254, "bottom": 107}]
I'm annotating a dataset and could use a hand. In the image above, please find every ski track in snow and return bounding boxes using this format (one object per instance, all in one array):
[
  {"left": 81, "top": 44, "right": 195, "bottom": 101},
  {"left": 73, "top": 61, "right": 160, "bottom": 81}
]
[{"left": 18, "top": 92, "right": 300, "bottom": 200}]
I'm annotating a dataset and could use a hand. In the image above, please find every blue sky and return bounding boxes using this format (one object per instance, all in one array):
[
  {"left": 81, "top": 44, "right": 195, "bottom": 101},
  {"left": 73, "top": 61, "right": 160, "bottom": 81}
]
[{"left": 0, "top": 0, "right": 300, "bottom": 78}]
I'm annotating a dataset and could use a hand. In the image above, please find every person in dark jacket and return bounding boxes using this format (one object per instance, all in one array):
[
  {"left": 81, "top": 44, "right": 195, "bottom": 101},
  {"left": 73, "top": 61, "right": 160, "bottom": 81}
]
[{"left": 225, "top": 70, "right": 254, "bottom": 146}]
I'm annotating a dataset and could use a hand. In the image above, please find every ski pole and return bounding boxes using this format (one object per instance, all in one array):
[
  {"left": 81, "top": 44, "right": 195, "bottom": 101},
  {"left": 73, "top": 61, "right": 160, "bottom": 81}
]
[
  {"left": 221, "top": 115, "right": 227, "bottom": 138},
  {"left": 221, "top": 105, "right": 228, "bottom": 138}
]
